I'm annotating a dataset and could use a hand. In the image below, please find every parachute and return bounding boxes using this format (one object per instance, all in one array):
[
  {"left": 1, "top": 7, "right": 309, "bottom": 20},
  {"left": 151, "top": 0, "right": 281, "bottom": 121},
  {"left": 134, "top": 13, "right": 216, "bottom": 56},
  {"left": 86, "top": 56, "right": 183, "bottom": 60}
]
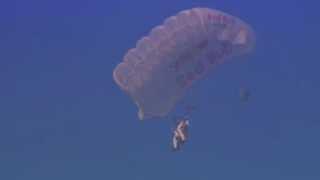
[{"left": 113, "top": 7, "right": 255, "bottom": 120}]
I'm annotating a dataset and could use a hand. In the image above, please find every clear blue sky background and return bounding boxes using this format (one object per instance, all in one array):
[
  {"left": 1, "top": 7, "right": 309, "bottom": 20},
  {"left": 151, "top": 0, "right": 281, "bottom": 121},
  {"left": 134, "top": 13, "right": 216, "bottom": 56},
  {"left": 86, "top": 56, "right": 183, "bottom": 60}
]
[{"left": 1, "top": 0, "right": 320, "bottom": 179}]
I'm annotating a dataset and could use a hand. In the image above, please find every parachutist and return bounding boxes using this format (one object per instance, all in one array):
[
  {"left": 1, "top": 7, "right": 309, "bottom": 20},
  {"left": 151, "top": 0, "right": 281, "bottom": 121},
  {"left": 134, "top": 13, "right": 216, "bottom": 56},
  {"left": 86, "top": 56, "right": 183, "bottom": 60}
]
[{"left": 171, "top": 119, "right": 189, "bottom": 151}]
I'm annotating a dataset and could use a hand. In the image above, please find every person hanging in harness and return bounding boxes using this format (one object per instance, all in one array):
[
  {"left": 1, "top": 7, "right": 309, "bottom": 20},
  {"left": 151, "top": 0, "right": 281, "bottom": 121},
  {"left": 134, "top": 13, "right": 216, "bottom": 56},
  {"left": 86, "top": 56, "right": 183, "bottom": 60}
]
[{"left": 171, "top": 118, "right": 190, "bottom": 151}]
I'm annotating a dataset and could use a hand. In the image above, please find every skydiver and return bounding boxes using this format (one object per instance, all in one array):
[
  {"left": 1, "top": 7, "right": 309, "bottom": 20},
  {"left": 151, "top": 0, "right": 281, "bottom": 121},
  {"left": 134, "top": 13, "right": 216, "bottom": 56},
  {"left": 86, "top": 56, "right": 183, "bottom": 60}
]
[{"left": 171, "top": 118, "right": 190, "bottom": 151}]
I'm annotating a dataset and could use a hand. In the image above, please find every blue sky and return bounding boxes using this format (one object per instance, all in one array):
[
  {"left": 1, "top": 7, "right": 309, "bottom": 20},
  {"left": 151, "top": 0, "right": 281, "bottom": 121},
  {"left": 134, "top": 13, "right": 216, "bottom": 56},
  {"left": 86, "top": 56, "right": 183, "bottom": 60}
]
[{"left": 1, "top": 0, "right": 320, "bottom": 179}]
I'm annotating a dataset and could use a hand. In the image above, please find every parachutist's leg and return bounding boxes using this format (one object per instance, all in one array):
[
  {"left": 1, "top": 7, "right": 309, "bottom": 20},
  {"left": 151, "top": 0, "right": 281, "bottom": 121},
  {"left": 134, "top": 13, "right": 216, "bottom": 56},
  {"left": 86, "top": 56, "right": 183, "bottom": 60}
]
[{"left": 172, "top": 136, "right": 179, "bottom": 151}]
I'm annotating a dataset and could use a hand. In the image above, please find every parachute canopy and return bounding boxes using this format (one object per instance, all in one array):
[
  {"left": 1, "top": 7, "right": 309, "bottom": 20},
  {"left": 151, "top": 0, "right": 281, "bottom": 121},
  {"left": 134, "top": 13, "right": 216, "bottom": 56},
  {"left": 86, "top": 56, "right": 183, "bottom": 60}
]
[{"left": 113, "top": 7, "right": 255, "bottom": 120}]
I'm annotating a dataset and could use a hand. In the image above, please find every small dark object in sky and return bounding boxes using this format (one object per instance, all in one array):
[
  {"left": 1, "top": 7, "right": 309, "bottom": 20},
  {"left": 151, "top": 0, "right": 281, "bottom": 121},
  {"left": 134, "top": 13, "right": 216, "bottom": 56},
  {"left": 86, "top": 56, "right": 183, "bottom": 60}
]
[{"left": 240, "top": 88, "right": 251, "bottom": 102}]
